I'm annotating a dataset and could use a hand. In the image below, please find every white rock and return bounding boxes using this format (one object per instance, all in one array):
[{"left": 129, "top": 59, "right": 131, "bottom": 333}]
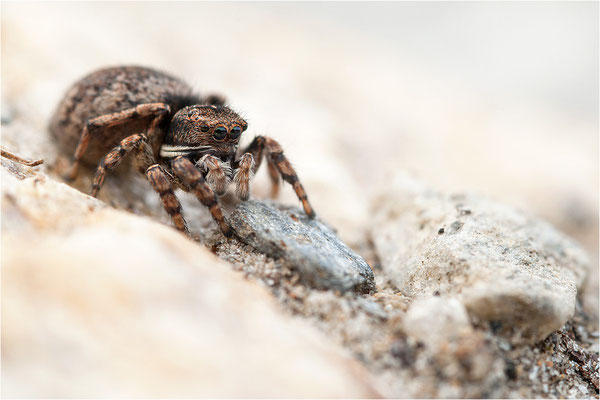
[
  {"left": 371, "top": 173, "right": 589, "bottom": 343},
  {"left": 1, "top": 166, "right": 379, "bottom": 398},
  {"left": 403, "top": 297, "right": 472, "bottom": 350}
]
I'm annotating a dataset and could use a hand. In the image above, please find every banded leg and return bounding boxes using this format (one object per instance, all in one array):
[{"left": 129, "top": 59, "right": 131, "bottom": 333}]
[
  {"left": 171, "top": 156, "right": 232, "bottom": 238},
  {"left": 266, "top": 160, "right": 280, "bottom": 198},
  {"left": 67, "top": 102, "right": 170, "bottom": 181},
  {"left": 198, "top": 154, "right": 232, "bottom": 196},
  {"left": 146, "top": 164, "right": 189, "bottom": 234},
  {"left": 233, "top": 153, "right": 255, "bottom": 201},
  {"left": 240, "top": 136, "right": 315, "bottom": 218},
  {"left": 90, "top": 133, "right": 146, "bottom": 197}
]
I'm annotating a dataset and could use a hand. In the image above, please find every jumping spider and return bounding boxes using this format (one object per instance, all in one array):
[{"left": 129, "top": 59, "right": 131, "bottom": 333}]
[{"left": 49, "top": 66, "right": 315, "bottom": 237}]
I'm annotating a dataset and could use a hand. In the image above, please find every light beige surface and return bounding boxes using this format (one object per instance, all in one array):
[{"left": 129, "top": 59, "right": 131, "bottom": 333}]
[
  {"left": 2, "top": 2, "right": 596, "bottom": 250},
  {"left": 1, "top": 168, "right": 379, "bottom": 398}
]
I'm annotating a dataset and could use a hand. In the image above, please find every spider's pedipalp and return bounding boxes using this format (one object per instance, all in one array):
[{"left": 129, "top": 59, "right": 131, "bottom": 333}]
[
  {"left": 198, "top": 154, "right": 232, "bottom": 196},
  {"left": 234, "top": 153, "right": 255, "bottom": 201}
]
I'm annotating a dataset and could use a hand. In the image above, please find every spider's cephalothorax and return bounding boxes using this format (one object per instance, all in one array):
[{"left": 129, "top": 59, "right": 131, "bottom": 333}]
[
  {"left": 161, "top": 105, "right": 248, "bottom": 164},
  {"left": 49, "top": 66, "right": 315, "bottom": 238}
]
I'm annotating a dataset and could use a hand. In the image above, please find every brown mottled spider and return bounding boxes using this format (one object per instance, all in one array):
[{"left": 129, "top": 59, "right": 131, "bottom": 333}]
[{"left": 49, "top": 66, "right": 315, "bottom": 237}]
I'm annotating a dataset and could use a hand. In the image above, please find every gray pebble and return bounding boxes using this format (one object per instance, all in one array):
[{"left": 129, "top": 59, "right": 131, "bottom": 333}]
[
  {"left": 230, "top": 200, "right": 376, "bottom": 294},
  {"left": 356, "top": 297, "right": 388, "bottom": 319}
]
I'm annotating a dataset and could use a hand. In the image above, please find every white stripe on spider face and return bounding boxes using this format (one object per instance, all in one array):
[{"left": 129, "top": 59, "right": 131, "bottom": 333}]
[{"left": 159, "top": 144, "right": 211, "bottom": 158}]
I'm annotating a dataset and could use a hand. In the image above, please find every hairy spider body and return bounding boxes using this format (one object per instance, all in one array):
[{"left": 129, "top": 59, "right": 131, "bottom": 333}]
[{"left": 49, "top": 66, "right": 315, "bottom": 237}]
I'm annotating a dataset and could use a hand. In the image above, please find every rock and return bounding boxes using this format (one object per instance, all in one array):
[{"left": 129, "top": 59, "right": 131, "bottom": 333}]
[
  {"left": 403, "top": 297, "right": 472, "bottom": 350},
  {"left": 230, "top": 200, "right": 376, "bottom": 294},
  {"left": 1, "top": 166, "right": 380, "bottom": 398},
  {"left": 398, "top": 296, "right": 502, "bottom": 393},
  {"left": 371, "top": 173, "right": 589, "bottom": 343}
]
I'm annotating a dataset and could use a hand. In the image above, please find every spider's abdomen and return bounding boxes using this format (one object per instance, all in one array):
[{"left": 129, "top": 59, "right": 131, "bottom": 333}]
[{"left": 49, "top": 66, "right": 200, "bottom": 166}]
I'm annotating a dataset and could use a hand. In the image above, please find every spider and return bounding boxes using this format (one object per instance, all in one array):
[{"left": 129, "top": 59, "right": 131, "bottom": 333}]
[{"left": 49, "top": 66, "right": 315, "bottom": 237}]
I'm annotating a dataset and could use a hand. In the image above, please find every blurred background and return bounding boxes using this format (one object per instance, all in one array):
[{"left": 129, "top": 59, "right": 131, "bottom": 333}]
[{"left": 2, "top": 2, "right": 597, "bottom": 309}]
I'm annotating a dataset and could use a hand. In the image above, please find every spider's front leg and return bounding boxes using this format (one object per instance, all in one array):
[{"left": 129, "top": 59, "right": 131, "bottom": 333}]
[
  {"left": 240, "top": 136, "right": 315, "bottom": 218},
  {"left": 171, "top": 156, "right": 233, "bottom": 238},
  {"left": 146, "top": 164, "right": 190, "bottom": 235}
]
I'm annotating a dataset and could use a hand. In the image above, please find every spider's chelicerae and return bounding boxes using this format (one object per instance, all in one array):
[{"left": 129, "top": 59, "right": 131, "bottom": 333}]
[{"left": 49, "top": 66, "right": 315, "bottom": 237}]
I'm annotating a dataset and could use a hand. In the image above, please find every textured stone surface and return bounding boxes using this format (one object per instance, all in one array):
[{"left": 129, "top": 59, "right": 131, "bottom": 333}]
[
  {"left": 403, "top": 296, "right": 473, "bottom": 351},
  {"left": 230, "top": 200, "right": 376, "bottom": 294},
  {"left": 1, "top": 165, "right": 379, "bottom": 398},
  {"left": 371, "top": 173, "right": 590, "bottom": 343}
]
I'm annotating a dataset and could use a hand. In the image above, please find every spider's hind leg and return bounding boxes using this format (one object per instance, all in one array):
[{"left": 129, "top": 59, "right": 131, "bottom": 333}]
[
  {"left": 67, "top": 102, "right": 170, "bottom": 181},
  {"left": 90, "top": 133, "right": 147, "bottom": 197}
]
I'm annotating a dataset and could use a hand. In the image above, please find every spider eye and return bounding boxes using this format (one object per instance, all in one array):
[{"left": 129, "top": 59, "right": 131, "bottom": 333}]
[
  {"left": 242, "top": 124, "right": 248, "bottom": 132},
  {"left": 230, "top": 126, "right": 242, "bottom": 139},
  {"left": 213, "top": 126, "right": 227, "bottom": 140},
  {"left": 200, "top": 124, "right": 210, "bottom": 132}
]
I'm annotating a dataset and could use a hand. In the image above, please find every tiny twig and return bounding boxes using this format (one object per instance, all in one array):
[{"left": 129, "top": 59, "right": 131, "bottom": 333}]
[{"left": 1, "top": 146, "right": 43, "bottom": 166}]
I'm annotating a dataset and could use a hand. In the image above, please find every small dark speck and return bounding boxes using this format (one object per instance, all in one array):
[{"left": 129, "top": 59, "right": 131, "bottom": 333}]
[
  {"left": 490, "top": 320, "right": 503, "bottom": 333},
  {"left": 279, "top": 240, "right": 287, "bottom": 248},
  {"left": 438, "top": 228, "right": 445, "bottom": 235},
  {"left": 4, "top": 192, "right": 17, "bottom": 204},
  {"left": 390, "top": 340, "right": 415, "bottom": 368},
  {"left": 433, "top": 290, "right": 440, "bottom": 296},
  {"left": 290, "top": 214, "right": 299, "bottom": 222},
  {"left": 504, "top": 358, "right": 517, "bottom": 380}
]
